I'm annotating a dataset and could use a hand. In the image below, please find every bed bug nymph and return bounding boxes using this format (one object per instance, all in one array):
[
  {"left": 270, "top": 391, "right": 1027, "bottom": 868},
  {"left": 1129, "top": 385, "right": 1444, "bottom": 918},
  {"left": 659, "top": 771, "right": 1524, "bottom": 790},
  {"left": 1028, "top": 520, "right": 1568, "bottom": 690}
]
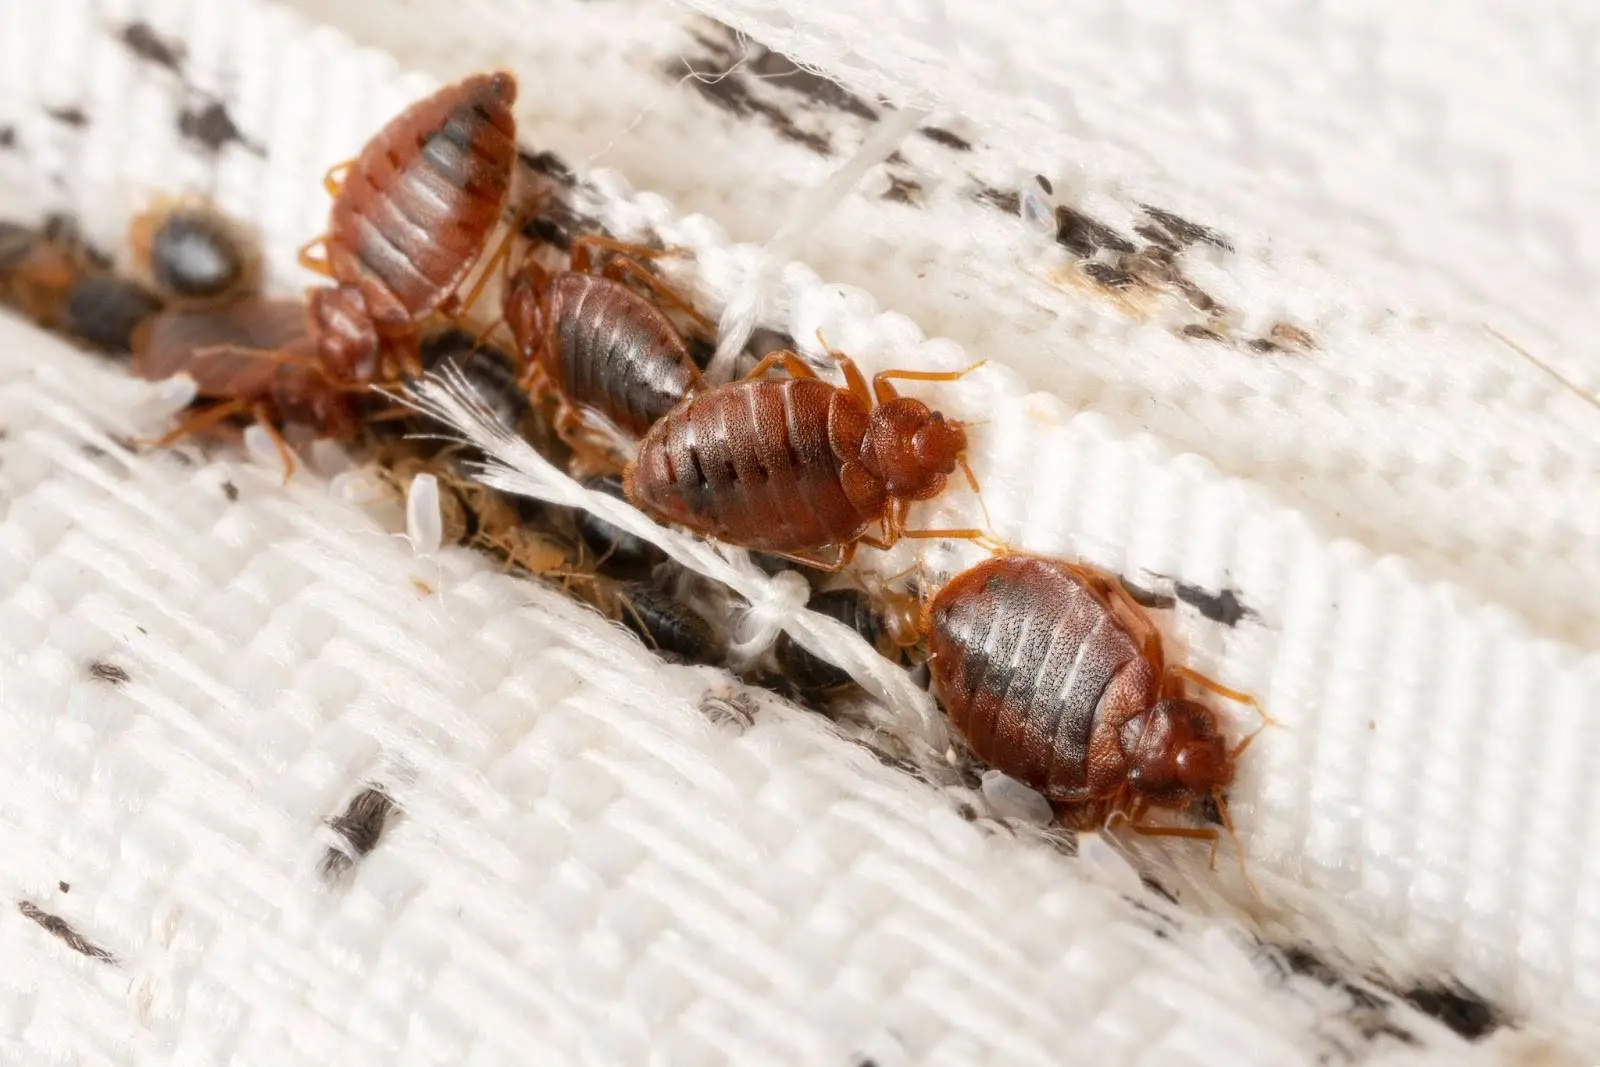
[
  {"left": 501, "top": 235, "right": 712, "bottom": 465},
  {"left": 294, "top": 71, "right": 520, "bottom": 384},
  {"left": 624, "top": 334, "right": 997, "bottom": 569},
  {"left": 922, "top": 552, "right": 1277, "bottom": 883}
]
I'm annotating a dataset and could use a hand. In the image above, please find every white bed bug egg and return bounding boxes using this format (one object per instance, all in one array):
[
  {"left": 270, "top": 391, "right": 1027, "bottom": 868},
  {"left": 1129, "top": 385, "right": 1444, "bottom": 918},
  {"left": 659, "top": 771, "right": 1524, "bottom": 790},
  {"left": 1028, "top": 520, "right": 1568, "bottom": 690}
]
[
  {"left": 243, "top": 423, "right": 295, "bottom": 479},
  {"left": 980, "top": 769, "right": 1054, "bottom": 824},
  {"left": 405, "top": 473, "right": 444, "bottom": 557},
  {"left": 149, "top": 372, "right": 199, "bottom": 416}
]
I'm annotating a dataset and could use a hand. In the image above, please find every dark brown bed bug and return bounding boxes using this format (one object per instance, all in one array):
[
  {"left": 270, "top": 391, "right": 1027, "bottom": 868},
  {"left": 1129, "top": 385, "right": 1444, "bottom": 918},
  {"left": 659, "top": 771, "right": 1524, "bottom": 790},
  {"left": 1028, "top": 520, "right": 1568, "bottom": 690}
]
[
  {"left": 503, "top": 234, "right": 711, "bottom": 463},
  {"left": 573, "top": 473, "right": 668, "bottom": 578},
  {"left": 0, "top": 220, "right": 92, "bottom": 329},
  {"left": 126, "top": 197, "right": 261, "bottom": 306},
  {"left": 63, "top": 275, "right": 165, "bottom": 353},
  {"left": 924, "top": 552, "right": 1275, "bottom": 872},
  {"left": 295, "top": 71, "right": 520, "bottom": 383},
  {"left": 624, "top": 338, "right": 996, "bottom": 569},
  {"left": 613, "top": 580, "right": 723, "bottom": 665},
  {"left": 774, "top": 587, "right": 891, "bottom": 694},
  {"left": 130, "top": 298, "right": 366, "bottom": 478}
]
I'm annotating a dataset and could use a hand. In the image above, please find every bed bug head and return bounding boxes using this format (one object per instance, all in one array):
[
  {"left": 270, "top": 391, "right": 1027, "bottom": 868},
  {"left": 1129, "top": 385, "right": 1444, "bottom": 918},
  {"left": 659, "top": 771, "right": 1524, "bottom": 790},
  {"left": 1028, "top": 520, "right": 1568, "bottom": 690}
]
[
  {"left": 1123, "top": 698, "right": 1234, "bottom": 803},
  {"left": 862, "top": 398, "right": 970, "bottom": 500}
]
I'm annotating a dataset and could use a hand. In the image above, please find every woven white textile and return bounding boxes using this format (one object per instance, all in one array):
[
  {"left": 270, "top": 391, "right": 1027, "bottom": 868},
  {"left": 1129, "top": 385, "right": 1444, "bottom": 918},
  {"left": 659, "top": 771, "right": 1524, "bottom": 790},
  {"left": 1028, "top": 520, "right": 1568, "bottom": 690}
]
[{"left": 0, "top": 0, "right": 1596, "bottom": 1064}]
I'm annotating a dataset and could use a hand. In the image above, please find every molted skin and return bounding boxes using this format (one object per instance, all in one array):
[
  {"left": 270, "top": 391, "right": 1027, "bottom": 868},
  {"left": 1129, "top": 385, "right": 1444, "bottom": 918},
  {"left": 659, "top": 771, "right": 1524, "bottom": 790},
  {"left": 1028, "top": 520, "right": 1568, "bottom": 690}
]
[
  {"left": 533, "top": 272, "right": 701, "bottom": 437},
  {"left": 325, "top": 72, "right": 518, "bottom": 331},
  {"left": 626, "top": 377, "right": 882, "bottom": 553},
  {"left": 929, "top": 555, "right": 1153, "bottom": 803}
]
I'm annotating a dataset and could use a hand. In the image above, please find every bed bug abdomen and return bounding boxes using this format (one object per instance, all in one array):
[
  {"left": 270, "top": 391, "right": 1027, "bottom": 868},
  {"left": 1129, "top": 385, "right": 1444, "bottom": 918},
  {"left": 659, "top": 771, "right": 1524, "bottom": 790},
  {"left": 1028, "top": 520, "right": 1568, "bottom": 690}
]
[
  {"left": 544, "top": 272, "right": 701, "bottom": 436},
  {"left": 928, "top": 555, "right": 1151, "bottom": 801},
  {"left": 626, "top": 377, "right": 877, "bottom": 552},
  {"left": 326, "top": 72, "right": 518, "bottom": 329}
]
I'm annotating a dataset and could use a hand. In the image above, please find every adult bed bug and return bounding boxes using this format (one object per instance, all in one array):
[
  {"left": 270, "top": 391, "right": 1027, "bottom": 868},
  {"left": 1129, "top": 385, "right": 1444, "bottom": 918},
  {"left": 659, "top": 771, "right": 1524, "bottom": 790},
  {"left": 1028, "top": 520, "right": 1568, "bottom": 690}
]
[
  {"left": 624, "top": 337, "right": 995, "bottom": 569},
  {"left": 923, "top": 552, "right": 1274, "bottom": 873},
  {"left": 127, "top": 197, "right": 260, "bottom": 306}
]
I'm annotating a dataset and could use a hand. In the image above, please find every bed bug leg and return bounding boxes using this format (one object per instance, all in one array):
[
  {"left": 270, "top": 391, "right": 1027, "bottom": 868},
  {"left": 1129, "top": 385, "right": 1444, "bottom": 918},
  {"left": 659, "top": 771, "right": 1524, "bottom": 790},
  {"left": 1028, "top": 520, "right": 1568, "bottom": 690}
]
[
  {"left": 740, "top": 347, "right": 822, "bottom": 384},
  {"left": 251, "top": 402, "right": 298, "bottom": 484},
  {"left": 1167, "top": 666, "right": 1280, "bottom": 730},
  {"left": 139, "top": 397, "right": 251, "bottom": 448},
  {"left": 297, "top": 236, "right": 334, "bottom": 278},
  {"left": 322, "top": 159, "right": 355, "bottom": 198},
  {"left": 870, "top": 360, "right": 990, "bottom": 404},
  {"left": 595, "top": 252, "right": 716, "bottom": 334}
]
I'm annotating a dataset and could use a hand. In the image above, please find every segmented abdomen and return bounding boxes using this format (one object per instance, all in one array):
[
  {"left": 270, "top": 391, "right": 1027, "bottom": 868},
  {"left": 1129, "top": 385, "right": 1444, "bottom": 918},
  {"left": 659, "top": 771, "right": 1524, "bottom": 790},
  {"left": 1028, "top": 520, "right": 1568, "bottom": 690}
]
[
  {"left": 327, "top": 72, "right": 517, "bottom": 330},
  {"left": 545, "top": 273, "right": 700, "bottom": 437},
  {"left": 627, "top": 378, "right": 874, "bottom": 552},
  {"left": 928, "top": 555, "right": 1147, "bottom": 800}
]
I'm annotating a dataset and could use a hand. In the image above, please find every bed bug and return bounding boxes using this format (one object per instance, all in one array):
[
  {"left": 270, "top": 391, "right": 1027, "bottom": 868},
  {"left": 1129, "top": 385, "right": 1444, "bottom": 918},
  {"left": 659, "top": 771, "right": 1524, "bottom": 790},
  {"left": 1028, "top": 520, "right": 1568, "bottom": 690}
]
[
  {"left": 923, "top": 552, "right": 1275, "bottom": 876},
  {"left": 0, "top": 220, "right": 92, "bottom": 329},
  {"left": 502, "top": 235, "right": 711, "bottom": 462},
  {"left": 63, "top": 275, "right": 165, "bottom": 353},
  {"left": 774, "top": 587, "right": 891, "bottom": 694},
  {"left": 126, "top": 197, "right": 260, "bottom": 306},
  {"left": 572, "top": 473, "right": 668, "bottom": 578},
  {"left": 130, "top": 298, "right": 366, "bottom": 478},
  {"left": 624, "top": 337, "right": 995, "bottom": 569},
  {"left": 612, "top": 579, "right": 723, "bottom": 664},
  {"left": 295, "top": 71, "right": 520, "bottom": 383}
]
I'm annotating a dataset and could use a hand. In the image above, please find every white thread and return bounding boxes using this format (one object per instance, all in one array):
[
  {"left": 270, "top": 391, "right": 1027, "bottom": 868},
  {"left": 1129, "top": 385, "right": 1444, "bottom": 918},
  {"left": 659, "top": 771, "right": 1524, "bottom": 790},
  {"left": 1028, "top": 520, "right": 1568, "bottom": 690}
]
[
  {"left": 399, "top": 366, "right": 954, "bottom": 764},
  {"left": 726, "top": 567, "right": 811, "bottom": 667},
  {"left": 703, "top": 103, "right": 932, "bottom": 384}
]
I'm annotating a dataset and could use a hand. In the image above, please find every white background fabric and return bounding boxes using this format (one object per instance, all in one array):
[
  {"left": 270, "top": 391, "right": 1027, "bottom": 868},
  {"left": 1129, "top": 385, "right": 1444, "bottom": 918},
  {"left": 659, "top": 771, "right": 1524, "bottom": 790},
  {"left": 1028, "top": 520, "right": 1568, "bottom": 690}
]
[{"left": 0, "top": 0, "right": 1595, "bottom": 1064}]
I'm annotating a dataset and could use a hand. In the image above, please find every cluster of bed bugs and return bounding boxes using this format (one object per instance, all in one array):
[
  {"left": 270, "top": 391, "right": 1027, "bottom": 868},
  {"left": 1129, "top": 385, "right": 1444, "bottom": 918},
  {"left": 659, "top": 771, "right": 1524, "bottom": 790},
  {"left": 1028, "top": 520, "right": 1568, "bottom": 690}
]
[{"left": 2, "top": 70, "right": 1276, "bottom": 887}]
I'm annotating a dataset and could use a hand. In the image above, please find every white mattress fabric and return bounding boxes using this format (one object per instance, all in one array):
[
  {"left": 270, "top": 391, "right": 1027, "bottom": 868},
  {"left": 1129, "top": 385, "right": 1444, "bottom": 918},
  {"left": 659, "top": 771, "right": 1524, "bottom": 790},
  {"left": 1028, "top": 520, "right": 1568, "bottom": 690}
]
[{"left": 0, "top": 0, "right": 1595, "bottom": 1064}]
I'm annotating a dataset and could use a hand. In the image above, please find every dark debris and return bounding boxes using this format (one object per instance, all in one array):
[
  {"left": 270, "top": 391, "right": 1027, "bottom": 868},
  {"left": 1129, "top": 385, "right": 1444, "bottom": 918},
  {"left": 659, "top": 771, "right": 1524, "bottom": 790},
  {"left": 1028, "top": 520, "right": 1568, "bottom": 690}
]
[
  {"left": 1174, "top": 582, "right": 1251, "bottom": 627},
  {"left": 17, "top": 901, "right": 118, "bottom": 963}
]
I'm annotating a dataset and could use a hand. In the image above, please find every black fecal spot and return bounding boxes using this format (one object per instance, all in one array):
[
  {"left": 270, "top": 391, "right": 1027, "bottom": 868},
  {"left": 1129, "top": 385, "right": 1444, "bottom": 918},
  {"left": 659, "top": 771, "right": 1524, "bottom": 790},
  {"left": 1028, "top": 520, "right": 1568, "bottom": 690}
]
[
  {"left": 1140, "top": 205, "right": 1233, "bottom": 252},
  {"left": 88, "top": 662, "right": 130, "bottom": 685},
  {"left": 745, "top": 46, "right": 878, "bottom": 120},
  {"left": 882, "top": 174, "right": 923, "bottom": 205},
  {"left": 1119, "top": 579, "right": 1176, "bottom": 610},
  {"left": 919, "top": 126, "right": 971, "bottom": 151},
  {"left": 1400, "top": 983, "right": 1502, "bottom": 1040},
  {"left": 17, "top": 901, "right": 118, "bottom": 963},
  {"left": 1180, "top": 324, "right": 1226, "bottom": 342},
  {"left": 178, "top": 100, "right": 263, "bottom": 155},
  {"left": 57, "top": 882, "right": 69, "bottom": 893},
  {"left": 1054, "top": 206, "right": 1135, "bottom": 257},
  {"left": 118, "top": 21, "right": 185, "bottom": 73},
  {"left": 519, "top": 197, "right": 605, "bottom": 253},
  {"left": 1174, "top": 582, "right": 1251, "bottom": 627},
  {"left": 1247, "top": 337, "right": 1282, "bottom": 354},
  {"left": 321, "top": 785, "right": 397, "bottom": 881},
  {"left": 65, "top": 276, "right": 165, "bottom": 355},
  {"left": 48, "top": 106, "right": 88, "bottom": 128},
  {"left": 973, "top": 184, "right": 1021, "bottom": 215},
  {"left": 1082, "top": 262, "right": 1135, "bottom": 290},
  {"left": 517, "top": 148, "right": 575, "bottom": 186},
  {"left": 1133, "top": 222, "right": 1180, "bottom": 251},
  {"left": 0, "top": 126, "right": 15, "bottom": 149},
  {"left": 221, "top": 480, "right": 239, "bottom": 502},
  {"left": 672, "top": 40, "right": 833, "bottom": 154},
  {"left": 955, "top": 802, "right": 978, "bottom": 821},
  {"left": 1140, "top": 874, "right": 1179, "bottom": 905}
]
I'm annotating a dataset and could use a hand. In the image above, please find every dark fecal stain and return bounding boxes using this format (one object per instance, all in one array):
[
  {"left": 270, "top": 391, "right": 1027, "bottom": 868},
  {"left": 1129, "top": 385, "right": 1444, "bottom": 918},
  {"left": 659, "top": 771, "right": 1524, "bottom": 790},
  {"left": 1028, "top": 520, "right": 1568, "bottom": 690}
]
[
  {"left": 88, "top": 662, "right": 131, "bottom": 685},
  {"left": 0, "top": 126, "right": 15, "bottom": 150},
  {"left": 1180, "top": 324, "right": 1226, "bottom": 342},
  {"left": 178, "top": 100, "right": 262, "bottom": 155},
  {"left": 1174, "top": 582, "right": 1251, "bottom": 627},
  {"left": 882, "top": 174, "right": 923, "bottom": 205},
  {"left": 1247, "top": 337, "right": 1283, "bottom": 354},
  {"left": 16, "top": 901, "right": 118, "bottom": 963},
  {"left": 40, "top": 213, "right": 112, "bottom": 270},
  {"left": 746, "top": 46, "right": 878, "bottom": 120},
  {"left": 517, "top": 148, "right": 575, "bottom": 187},
  {"left": 1140, "top": 873, "right": 1179, "bottom": 905},
  {"left": 1400, "top": 983, "right": 1502, "bottom": 1040},
  {"left": 1268, "top": 321, "right": 1317, "bottom": 351},
  {"left": 1173, "top": 278, "right": 1218, "bottom": 313},
  {"left": 973, "top": 184, "right": 1021, "bottom": 215},
  {"left": 1054, "top": 205, "right": 1135, "bottom": 258},
  {"left": 918, "top": 126, "right": 971, "bottom": 151},
  {"left": 1133, "top": 222, "right": 1180, "bottom": 251},
  {"left": 519, "top": 196, "right": 606, "bottom": 253},
  {"left": 1140, "top": 205, "right": 1234, "bottom": 252},
  {"left": 57, "top": 882, "right": 69, "bottom": 893},
  {"left": 221, "top": 480, "right": 239, "bottom": 502},
  {"left": 321, "top": 786, "right": 398, "bottom": 881},
  {"left": 47, "top": 106, "right": 89, "bottom": 128},
  {"left": 954, "top": 801, "right": 978, "bottom": 822},
  {"left": 79, "top": 443, "right": 107, "bottom": 459},
  {"left": 1082, "top": 262, "right": 1135, "bottom": 290},
  {"left": 118, "top": 21, "right": 185, "bottom": 73},
  {"left": 684, "top": 70, "right": 831, "bottom": 153},
  {"left": 1119, "top": 578, "right": 1176, "bottom": 610}
]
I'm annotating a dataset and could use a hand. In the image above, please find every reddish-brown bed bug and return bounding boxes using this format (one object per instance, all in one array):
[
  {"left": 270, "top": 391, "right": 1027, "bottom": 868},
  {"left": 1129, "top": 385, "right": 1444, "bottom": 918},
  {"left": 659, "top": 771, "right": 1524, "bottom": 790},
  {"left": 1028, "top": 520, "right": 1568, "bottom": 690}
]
[
  {"left": 126, "top": 196, "right": 261, "bottom": 307},
  {"left": 1, "top": 220, "right": 91, "bottom": 330},
  {"left": 295, "top": 71, "right": 520, "bottom": 383},
  {"left": 623, "top": 336, "right": 995, "bottom": 569},
  {"left": 502, "top": 235, "right": 711, "bottom": 461},
  {"left": 130, "top": 298, "right": 366, "bottom": 478},
  {"left": 923, "top": 552, "right": 1275, "bottom": 878}
]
